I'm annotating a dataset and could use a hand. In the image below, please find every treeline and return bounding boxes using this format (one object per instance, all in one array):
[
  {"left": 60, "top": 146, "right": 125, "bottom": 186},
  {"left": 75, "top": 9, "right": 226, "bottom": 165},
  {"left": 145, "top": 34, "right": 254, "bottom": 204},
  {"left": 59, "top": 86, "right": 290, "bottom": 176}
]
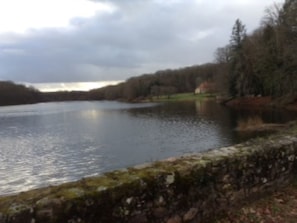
[
  {"left": 0, "top": 81, "right": 42, "bottom": 106},
  {"left": 0, "top": 62, "right": 220, "bottom": 106},
  {"left": 42, "top": 91, "right": 88, "bottom": 102},
  {"left": 87, "top": 63, "right": 220, "bottom": 101},
  {"left": 0, "top": 81, "right": 88, "bottom": 106},
  {"left": 215, "top": 0, "right": 297, "bottom": 97},
  {"left": 0, "top": 61, "right": 220, "bottom": 106}
]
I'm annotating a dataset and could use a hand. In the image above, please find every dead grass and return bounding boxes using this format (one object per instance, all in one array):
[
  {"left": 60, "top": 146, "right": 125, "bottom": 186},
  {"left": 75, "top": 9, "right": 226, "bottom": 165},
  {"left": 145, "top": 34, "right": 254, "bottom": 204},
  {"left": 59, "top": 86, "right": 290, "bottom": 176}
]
[{"left": 237, "top": 116, "right": 264, "bottom": 131}]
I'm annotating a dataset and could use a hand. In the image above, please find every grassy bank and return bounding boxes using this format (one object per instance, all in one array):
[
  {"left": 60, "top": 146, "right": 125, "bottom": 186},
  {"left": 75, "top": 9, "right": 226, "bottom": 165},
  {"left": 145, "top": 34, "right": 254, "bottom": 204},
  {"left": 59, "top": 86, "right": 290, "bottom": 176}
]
[{"left": 150, "top": 92, "right": 215, "bottom": 102}]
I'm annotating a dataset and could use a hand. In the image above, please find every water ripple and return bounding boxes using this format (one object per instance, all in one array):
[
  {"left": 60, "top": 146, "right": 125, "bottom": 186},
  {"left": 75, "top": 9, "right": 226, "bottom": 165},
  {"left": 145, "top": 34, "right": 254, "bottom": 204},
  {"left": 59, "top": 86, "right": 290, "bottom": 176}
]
[{"left": 1, "top": 101, "right": 295, "bottom": 195}]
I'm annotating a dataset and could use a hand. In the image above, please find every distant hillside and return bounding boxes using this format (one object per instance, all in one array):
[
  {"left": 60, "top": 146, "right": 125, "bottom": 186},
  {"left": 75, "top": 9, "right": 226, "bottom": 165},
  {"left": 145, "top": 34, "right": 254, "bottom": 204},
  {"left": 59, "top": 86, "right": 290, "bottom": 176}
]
[
  {"left": 0, "top": 81, "right": 89, "bottom": 106},
  {"left": 0, "top": 81, "right": 42, "bottom": 106},
  {"left": 87, "top": 63, "right": 221, "bottom": 101},
  {"left": 41, "top": 91, "right": 88, "bottom": 102},
  {"left": 0, "top": 61, "right": 219, "bottom": 106}
]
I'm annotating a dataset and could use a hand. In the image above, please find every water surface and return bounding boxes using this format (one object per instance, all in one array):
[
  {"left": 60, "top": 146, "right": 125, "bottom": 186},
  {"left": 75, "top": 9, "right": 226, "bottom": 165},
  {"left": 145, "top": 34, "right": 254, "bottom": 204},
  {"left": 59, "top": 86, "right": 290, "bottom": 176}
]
[{"left": 0, "top": 100, "right": 296, "bottom": 195}]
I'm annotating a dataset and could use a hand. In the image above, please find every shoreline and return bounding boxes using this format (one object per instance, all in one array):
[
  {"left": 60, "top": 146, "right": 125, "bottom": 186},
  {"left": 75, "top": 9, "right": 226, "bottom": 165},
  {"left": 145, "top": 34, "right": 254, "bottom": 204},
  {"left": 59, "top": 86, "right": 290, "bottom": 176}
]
[{"left": 223, "top": 95, "right": 297, "bottom": 111}]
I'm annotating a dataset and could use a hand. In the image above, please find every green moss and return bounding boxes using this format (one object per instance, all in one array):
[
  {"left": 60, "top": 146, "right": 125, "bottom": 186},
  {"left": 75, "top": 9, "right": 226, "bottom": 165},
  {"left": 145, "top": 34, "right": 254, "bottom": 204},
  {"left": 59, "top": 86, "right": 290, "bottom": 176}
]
[
  {"left": 7, "top": 203, "right": 31, "bottom": 215},
  {"left": 60, "top": 188, "right": 85, "bottom": 200}
]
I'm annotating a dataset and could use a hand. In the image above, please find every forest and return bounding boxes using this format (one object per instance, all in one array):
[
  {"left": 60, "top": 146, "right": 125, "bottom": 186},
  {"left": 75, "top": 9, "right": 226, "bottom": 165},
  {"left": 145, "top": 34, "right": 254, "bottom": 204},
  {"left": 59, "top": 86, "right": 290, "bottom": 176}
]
[
  {"left": 88, "top": 0, "right": 297, "bottom": 101},
  {"left": 215, "top": 0, "right": 297, "bottom": 97},
  {"left": 86, "top": 63, "right": 220, "bottom": 101},
  {"left": 0, "top": 0, "right": 296, "bottom": 106}
]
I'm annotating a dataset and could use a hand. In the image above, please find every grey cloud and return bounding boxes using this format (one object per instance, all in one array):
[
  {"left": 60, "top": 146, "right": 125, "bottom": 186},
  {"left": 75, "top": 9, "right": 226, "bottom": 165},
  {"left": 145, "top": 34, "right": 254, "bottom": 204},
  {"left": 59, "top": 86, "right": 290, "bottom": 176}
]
[{"left": 0, "top": 0, "right": 282, "bottom": 83}]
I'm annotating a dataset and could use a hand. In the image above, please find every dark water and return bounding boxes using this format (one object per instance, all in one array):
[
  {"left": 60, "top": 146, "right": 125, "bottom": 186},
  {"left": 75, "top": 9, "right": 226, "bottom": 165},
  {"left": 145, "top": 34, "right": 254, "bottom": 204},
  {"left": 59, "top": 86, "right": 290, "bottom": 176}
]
[{"left": 0, "top": 100, "right": 296, "bottom": 195}]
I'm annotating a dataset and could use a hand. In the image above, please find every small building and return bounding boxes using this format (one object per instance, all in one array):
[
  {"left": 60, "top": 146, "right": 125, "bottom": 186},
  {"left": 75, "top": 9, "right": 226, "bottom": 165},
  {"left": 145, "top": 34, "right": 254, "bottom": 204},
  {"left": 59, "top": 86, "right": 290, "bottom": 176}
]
[{"left": 195, "top": 81, "right": 216, "bottom": 94}]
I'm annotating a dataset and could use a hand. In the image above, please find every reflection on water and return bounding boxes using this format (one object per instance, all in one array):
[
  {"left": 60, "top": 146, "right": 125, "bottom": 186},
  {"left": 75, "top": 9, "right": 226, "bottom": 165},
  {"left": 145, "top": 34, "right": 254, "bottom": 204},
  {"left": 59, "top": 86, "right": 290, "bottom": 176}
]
[{"left": 0, "top": 100, "right": 296, "bottom": 195}]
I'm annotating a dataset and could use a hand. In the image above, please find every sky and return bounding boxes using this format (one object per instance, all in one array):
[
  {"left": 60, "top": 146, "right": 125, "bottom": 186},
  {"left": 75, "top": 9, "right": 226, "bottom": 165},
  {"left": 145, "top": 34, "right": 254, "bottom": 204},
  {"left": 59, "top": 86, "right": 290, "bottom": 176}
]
[{"left": 0, "top": 0, "right": 284, "bottom": 91}]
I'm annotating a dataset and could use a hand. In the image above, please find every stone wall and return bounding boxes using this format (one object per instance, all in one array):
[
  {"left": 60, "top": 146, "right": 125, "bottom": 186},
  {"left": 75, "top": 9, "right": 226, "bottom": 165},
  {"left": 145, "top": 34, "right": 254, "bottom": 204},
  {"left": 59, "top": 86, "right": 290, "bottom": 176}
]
[{"left": 1, "top": 132, "right": 297, "bottom": 223}]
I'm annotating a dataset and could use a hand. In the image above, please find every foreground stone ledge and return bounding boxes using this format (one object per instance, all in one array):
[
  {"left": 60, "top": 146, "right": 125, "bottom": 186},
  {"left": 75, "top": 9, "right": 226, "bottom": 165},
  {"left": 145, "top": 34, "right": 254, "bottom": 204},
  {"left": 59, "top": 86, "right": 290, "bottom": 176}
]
[{"left": 1, "top": 130, "right": 297, "bottom": 223}]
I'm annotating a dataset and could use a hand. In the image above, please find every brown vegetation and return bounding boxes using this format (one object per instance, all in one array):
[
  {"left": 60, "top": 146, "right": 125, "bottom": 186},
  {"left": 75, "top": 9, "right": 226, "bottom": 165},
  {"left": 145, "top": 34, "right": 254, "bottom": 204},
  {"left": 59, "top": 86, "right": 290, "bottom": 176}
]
[
  {"left": 217, "top": 180, "right": 297, "bottom": 223},
  {"left": 236, "top": 116, "right": 287, "bottom": 132}
]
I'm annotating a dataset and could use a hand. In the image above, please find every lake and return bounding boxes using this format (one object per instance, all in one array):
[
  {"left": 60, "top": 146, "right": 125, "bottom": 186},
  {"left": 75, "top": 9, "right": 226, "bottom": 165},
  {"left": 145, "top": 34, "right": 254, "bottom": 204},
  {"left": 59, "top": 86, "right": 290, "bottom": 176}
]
[{"left": 0, "top": 100, "right": 296, "bottom": 195}]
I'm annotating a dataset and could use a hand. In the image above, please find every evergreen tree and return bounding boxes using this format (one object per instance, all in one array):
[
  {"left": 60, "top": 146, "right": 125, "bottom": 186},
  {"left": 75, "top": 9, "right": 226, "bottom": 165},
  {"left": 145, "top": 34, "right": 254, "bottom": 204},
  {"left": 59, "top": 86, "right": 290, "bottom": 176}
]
[{"left": 229, "top": 19, "right": 247, "bottom": 96}]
